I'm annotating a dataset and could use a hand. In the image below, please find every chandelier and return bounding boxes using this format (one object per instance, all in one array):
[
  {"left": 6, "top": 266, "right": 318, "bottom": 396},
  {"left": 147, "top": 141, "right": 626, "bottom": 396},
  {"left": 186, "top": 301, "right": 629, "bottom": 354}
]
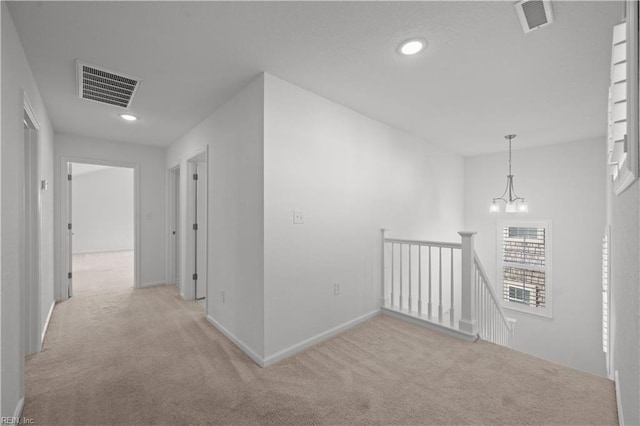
[{"left": 489, "top": 134, "right": 528, "bottom": 214}]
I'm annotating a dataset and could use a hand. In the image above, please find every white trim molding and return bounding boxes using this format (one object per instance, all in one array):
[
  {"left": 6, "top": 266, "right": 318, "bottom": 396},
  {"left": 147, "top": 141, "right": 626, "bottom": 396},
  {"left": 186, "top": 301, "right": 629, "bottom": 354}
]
[
  {"left": 263, "top": 310, "right": 381, "bottom": 367},
  {"left": 41, "top": 301, "right": 55, "bottom": 347},
  {"left": 23, "top": 91, "right": 43, "bottom": 356},
  {"left": 13, "top": 397, "right": 25, "bottom": 423},
  {"left": 58, "top": 156, "right": 141, "bottom": 300},
  {"left": 615, "top": 370, "right": 625, "bottom": 426},
  {"left": 140, "top": 281, "right": 167, "bottom": 289},
  {"left": 22, "top": 91, "right": 41, "bottom": 130},
  {"left": 205, "top": 315, "right": 264, "bottom": 367},
  {"left": 382, "top": 307, "right": 478, "bottom": 342},
  {"left": 205, "top": 310, "right": 381, "bottom": 369}
]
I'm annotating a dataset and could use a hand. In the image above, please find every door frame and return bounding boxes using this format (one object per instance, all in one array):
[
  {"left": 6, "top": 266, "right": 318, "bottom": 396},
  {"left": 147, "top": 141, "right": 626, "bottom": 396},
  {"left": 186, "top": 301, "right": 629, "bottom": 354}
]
[
  {"left": 166, "top": 165, "right": 180, "bottom": 286},
  {"left": 58, "top": 156, "right": 140, "bottom": 299},
  {"left": 184, "top": 148, "right": 208, "bottom": 304},
  {"left": 23, "top": 92, "right": 42, "bottom": 355}
]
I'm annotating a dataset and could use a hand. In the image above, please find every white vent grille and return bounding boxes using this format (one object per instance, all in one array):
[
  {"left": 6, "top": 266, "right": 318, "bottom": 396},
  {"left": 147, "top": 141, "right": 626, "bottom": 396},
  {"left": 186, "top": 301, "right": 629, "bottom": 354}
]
[
  {"left": 77, "top": 61, "right": 140, "bottom": 109},
  {"left": 514, "top": 0, "right": 554, "bottom": 33}
]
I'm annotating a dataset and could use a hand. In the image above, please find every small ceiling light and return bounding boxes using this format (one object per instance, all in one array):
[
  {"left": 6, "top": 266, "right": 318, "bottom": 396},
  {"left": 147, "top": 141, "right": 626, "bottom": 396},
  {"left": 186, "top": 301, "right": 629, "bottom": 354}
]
[
  {"left": 119, "top": 114, "right": 138, "bottom": 121},
  {"left": 399, "top": 38, "right": 427, "bottom": 56}
]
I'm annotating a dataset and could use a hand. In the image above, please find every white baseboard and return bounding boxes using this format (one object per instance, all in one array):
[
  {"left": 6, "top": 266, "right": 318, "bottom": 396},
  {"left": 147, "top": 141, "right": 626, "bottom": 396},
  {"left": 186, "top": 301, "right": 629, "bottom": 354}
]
[
  {"left": 41, "top": 301, "right": 55, "bottom": 346},
  {"left": 140, "top": 281, "right": 166, "bottom": 288},
  {"left": 13, "top": 397, "right": 25, "bottom": 421},
  {"left": 615, "top": 370, "right": 625, "bottom": 426},
  {"left": 381, "top": 307, "right": 478, "bottom": 342},
  {"left": 72, "top": 248, "right": 133, "bottom": 255},
  {"left": 205, "top": 315, "right": 264, "bottom": 367},
  {"left": 262, "top": 309, "right": 380, "bottom": 367}
]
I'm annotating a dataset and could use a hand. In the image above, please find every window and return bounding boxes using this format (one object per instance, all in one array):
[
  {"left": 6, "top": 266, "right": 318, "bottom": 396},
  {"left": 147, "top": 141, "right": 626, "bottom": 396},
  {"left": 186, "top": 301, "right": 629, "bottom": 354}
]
[
  {"left": 608, "top": 16, "right": 639, "bottom": 195},
  {"left": 498, "top": 221, "right": 552, "bottom": 317}
]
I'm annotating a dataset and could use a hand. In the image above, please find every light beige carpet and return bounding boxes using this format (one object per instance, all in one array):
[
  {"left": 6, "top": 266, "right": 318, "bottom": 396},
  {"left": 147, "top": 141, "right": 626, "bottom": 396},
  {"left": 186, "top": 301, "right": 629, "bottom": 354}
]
[
  {"left": 72, "top": 250, "right": 134, "bottom": 295},
  {"left": 24, "top": 253, "right": 617, "bottom": 425}
]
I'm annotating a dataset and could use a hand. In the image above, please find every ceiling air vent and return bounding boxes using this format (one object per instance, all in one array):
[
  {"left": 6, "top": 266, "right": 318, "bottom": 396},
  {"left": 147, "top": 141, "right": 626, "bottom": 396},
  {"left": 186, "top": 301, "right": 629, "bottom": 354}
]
[
  {"left": 514, "top": 0, "right": 553, "bottom": 33},
  {"left": 76, "top": 61, "right": 141, "bottom": 109}
]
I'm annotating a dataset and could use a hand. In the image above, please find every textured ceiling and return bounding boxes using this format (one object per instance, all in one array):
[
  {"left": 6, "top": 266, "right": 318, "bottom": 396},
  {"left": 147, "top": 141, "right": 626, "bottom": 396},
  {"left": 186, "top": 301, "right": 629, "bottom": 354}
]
[{"left": 7, "top": 1, "right": 623, "bottom": 156}]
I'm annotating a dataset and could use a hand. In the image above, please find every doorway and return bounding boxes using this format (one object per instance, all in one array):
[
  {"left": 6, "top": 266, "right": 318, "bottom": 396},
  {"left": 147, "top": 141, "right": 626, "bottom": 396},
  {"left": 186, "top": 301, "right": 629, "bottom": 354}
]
[
  {"left": 167, "top": 166, "right": 181, "bottom": 287},
  {"left": 66, "top": 162, "right": 135, "bottom": 297},
  {"left": 23, "top": 102, "right": 41, "bottom": 355}
]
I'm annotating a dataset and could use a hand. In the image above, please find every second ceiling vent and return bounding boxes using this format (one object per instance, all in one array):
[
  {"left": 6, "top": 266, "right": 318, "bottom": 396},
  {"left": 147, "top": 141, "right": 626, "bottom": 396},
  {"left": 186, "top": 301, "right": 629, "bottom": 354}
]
[
  {"left": 77, "top": 61, "right": 141, "bottom": 109},
  {"left": 514, "top": 0, "right": 554, "bottom": 34}
]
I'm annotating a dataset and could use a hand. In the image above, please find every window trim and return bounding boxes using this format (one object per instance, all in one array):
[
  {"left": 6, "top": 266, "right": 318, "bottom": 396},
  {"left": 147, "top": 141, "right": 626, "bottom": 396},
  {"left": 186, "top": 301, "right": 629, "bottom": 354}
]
[{"left": 497, "top": 220, "right": 553, "bottom": 319}]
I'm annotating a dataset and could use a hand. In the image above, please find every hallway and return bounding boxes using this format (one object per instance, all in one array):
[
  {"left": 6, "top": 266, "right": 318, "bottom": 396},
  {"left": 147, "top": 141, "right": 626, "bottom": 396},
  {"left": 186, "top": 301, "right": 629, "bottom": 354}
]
[{"left": 23, "top": 274, "right": 617, "bottom": 425}]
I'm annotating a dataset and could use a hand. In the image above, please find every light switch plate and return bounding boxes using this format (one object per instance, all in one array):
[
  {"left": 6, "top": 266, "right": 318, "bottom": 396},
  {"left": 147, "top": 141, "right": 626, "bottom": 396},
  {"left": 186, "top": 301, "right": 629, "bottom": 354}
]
[{"left": 293, "top": 210, "right": 305, "bottom": 224}]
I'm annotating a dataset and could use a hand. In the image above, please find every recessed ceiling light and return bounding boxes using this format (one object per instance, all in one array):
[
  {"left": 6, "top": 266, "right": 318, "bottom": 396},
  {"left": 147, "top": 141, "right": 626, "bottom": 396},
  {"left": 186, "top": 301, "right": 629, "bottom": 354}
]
[
  {"left": 399, "top": 38, "right": 427, "bottom": 56},
  {"left": 119, "top": 114, "right": 138, "bottom": 121}
]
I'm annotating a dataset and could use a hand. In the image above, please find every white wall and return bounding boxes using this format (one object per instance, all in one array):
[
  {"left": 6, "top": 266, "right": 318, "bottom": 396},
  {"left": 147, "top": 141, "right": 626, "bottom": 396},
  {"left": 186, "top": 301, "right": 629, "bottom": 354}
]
[
  {"left": 263, "top": 74, "right": 464, "bottom": 361},
  {"left": 464, "top": 138, "right": 606, "bottom": 377},
  {"left": 71, "top": 166, "right": 134, "bottom": 254},
  {"left": 609, "top": 178, "right": 639, "bottom": 425},
  {"left": 54, "top": 134, "right": 166, "bottom": 293},
  {"left": 1, "top": 3, "right": 56, "bottom": 417},
  {"left": 166, "top": 74, "right": 265, "bottom": 359}
]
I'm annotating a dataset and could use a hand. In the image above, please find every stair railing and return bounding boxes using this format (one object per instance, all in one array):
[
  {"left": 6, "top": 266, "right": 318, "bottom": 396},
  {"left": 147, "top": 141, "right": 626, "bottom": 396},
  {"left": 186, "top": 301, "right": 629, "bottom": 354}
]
[
  {"left": 381, "top": 229, "right": 515, "bottom": 346},
  {"left": 473, "top": 252, "right": 515, "bottom": 347},
  {"left": 380, "top": 230, "right": 462, "bottom": 325}
]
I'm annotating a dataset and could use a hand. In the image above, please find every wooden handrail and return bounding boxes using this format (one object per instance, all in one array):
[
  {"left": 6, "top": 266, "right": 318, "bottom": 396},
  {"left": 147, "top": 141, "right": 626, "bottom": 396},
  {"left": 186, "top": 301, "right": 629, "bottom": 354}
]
[{"left": 384, "top": 237, "right": 462, "bottom": 250}]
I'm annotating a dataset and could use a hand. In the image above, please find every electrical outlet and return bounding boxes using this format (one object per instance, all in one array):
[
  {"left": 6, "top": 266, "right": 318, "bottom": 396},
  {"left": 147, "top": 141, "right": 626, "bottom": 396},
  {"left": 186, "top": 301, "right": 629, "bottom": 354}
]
[
  {"left": 333, "top": 282, "right": 340, "bottom": 296},
  {"left": 221, "top": 290, "right": 225, "bottom": 303},
  {"left": 293, "top": 210, "right": 305, "bottom": 224}
]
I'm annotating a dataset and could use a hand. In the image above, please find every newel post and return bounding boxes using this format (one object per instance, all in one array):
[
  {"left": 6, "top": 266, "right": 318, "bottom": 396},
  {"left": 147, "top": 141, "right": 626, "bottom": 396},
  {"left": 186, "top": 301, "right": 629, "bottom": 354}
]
[
  {"left": 380, "top": 228, "right": 387, "bottom": 308},
  {"left": 458, "top": 231, "right": 478, "bottom": 335}
]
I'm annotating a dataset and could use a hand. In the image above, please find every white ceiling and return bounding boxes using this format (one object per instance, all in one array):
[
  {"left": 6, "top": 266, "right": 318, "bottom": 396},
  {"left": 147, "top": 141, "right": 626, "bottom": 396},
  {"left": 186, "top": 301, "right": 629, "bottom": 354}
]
[{"left": 7, "top": 1, "right": 623, "bottom": 156}]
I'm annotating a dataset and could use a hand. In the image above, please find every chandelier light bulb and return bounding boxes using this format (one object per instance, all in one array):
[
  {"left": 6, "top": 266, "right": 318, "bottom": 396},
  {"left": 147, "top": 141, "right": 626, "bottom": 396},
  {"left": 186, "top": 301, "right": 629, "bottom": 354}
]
[{"left": 489, "top": 200, "right": 500, "bottom": 213}]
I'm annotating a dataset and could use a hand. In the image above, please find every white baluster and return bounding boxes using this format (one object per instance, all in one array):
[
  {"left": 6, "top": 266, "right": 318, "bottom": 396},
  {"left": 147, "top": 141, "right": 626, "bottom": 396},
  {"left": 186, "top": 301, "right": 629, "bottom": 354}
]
[
  {"left": 381, "top": 229, "right": 386, "bottom": 308},
  {"left": 438, "top": 246, "right": 443, "bottom": 322},
  {"left": 418, "top": 246, "right": 422, "bottom": 315},
  {"left": 450, "top": 247, "right": 455, "bottom": 324},
  {"left": 408, "top": 244, "right": 412, "bottom": 312},
  {"left": 391, "top": 243, "right": 395, "bottom": 308},
  {"left": 428, "top": 247, "right": 432, "bottom": 318},
  {"left": 400, "top": 244, "right": 403, "bottom": 310},
  {"left": 475, "top": 267, "right": 480, "bottom": 334}
]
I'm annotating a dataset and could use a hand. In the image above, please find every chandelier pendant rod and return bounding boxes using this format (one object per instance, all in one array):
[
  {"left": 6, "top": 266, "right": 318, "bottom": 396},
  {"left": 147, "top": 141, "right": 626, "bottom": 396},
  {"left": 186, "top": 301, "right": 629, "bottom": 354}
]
[{"left": 490, "top": 134, "right": 527, "bottom": 213}]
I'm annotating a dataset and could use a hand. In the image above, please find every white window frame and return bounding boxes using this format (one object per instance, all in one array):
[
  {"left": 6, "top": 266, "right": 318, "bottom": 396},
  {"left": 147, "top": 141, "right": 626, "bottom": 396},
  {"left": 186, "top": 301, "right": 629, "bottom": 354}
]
[
  {"left": 497, "top": 220, "right": 552, "bottom": 318},
  {"left": 608, "top": 5, "right": 639, "bottom": 195}
]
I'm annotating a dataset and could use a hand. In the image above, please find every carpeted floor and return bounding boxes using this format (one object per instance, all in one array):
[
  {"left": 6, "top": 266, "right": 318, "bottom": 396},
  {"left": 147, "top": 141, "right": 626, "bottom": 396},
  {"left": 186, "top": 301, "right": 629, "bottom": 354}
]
[
  {"left": 24, "top": 253, "right": 617, "bottom": 425},
  {"left": 72, "top": 250, "right": 134, "bottom": 295}
]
